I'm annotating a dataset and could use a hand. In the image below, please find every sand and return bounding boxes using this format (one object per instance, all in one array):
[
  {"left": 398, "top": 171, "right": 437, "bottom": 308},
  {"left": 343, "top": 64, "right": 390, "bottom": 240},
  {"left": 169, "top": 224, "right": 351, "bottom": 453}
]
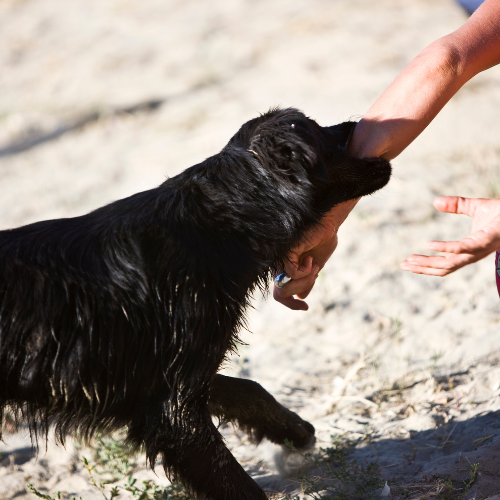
[{"left": 1, "top": 0, "right": 500, "bottom": 498}]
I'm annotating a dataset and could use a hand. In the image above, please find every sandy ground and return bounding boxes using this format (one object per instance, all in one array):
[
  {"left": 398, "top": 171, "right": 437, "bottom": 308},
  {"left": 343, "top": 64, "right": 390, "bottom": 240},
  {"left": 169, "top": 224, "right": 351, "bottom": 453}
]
[{"left": 1, "top": 0, "right": 500, "bottom": 498}]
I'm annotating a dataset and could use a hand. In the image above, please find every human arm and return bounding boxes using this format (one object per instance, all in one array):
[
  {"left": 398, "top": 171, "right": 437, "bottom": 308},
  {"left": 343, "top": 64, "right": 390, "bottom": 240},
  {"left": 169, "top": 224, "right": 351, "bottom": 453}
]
[
  {"left": 273, "top": 0, "right": 500, "bottom": 309},
  {"left": 349, "top": 0, "right": 500, "bottom": 160}
]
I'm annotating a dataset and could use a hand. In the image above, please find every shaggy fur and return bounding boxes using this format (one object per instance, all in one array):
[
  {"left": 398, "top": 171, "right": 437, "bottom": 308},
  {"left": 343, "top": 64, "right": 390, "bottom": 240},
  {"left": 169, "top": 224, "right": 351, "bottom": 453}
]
[{"left": 0, "top": 108, "right": 391, "bottom": 499}]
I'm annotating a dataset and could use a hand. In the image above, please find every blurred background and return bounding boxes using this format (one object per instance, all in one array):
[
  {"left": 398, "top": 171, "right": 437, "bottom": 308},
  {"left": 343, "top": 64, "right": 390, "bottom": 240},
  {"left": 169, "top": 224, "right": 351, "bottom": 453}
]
[
  {"left": 2, "top": 0, "right": 497, "bottom": 227},
  {"left": 2, "top": 0, "right": 500, "bottom": 498}
]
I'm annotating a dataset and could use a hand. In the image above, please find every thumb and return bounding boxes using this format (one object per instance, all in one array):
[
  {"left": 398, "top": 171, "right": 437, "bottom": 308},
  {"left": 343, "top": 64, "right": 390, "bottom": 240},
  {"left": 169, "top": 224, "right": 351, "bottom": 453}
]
[
  {"left": 284, "top": 254, "right": 313, "bottom": 280},
  {"left": 433, "top": 196, "right": 479, "bottom": 217}
]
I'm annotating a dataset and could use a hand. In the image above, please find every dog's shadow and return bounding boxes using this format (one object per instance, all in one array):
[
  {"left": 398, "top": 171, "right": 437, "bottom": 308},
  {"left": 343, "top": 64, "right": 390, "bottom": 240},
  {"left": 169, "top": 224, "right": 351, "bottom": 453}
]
[{"left": 251, "top": 410, "right": 500, "bottom": 497}]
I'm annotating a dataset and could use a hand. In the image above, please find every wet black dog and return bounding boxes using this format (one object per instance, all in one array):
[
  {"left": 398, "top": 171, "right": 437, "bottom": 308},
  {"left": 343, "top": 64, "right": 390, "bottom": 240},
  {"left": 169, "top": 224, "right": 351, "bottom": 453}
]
[{"left": 0, "top": 108, "right": 391, "bottom": 499}]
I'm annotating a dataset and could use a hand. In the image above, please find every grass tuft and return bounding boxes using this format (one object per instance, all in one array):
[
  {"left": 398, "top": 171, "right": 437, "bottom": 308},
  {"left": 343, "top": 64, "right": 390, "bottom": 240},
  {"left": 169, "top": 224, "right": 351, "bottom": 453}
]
[
  {"left": 280, "top": 435, "right": 384, "bottom": 500},
  {"left": 25, "top": 432, "right": 480, "bottom": 500},
  {"left": 27, "top": 433, "right": 191, "bottom": 500}
]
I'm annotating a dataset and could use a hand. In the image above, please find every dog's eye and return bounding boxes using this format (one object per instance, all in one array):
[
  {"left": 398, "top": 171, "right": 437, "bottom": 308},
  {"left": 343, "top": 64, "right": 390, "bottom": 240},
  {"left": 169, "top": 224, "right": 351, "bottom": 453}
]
[{"left": 291, "top": 123, "right": 295, "bottom": 129}]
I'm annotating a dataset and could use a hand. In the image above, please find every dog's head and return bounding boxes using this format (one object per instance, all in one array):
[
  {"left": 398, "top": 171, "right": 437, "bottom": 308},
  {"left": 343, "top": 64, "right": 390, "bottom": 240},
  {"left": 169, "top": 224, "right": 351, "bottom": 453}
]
[{"left": 226, "top": 108, "right": 391, "bottom": 215}]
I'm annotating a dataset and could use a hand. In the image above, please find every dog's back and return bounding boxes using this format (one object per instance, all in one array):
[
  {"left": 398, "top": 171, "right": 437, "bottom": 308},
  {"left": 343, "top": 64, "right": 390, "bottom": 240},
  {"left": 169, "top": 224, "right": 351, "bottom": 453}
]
[
  {"left": 0, "top": 192, "right": 163, "bottom": 438},
  {"left": 0, "top": 108, "right": 391, "bottom": 499},
  {"left": 0, "top": 171, "right": 255, "bottom": 440}
]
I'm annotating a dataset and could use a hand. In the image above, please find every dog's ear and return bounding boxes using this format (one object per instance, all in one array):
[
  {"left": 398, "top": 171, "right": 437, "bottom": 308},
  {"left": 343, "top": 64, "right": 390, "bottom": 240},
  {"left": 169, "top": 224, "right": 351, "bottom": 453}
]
[{"left": 248, "top": 126, "right": 316, "bottom": 180}]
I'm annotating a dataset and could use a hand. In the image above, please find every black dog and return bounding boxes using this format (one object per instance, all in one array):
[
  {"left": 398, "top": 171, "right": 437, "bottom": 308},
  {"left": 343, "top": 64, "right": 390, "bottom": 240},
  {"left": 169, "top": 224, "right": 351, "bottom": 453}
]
[{"left": 0, "top": 108, "right": 390, "bottom": 499}]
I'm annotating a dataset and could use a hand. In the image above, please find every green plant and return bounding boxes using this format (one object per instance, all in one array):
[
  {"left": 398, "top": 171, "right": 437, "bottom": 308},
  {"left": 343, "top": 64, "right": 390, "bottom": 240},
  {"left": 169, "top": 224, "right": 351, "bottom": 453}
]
[
  {"left": 456, "top": 462, "right": 479, "bottom": 500},
  {"left": 81, "top": 456, "right": 121, "bottom": 499},
  {"left": 281, "top": 435, "right": 384, "bottom": 500},
  {"left": 83, "top": 434, "right": 191, "bottom": 500},
  {"left": 87, "top": 434, "right": 141, "bottom": 483},
  {"left": 26, "top": 483, "right": 81, "bottom": 500},
  {"left": 26, "top": 433, "right": 480, "bottom": 500},
  {"left": 27, "top": 434, "right": 191, "bottom": 500},
  {"left": 123, "top": 477, "right": 189, "bottom": 500}
]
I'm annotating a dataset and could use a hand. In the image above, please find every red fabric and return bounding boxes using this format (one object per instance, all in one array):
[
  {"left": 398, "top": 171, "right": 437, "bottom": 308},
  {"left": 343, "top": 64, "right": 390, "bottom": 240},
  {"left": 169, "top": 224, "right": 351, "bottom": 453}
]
[{"left": 496, "top": 252, "right": 500, "bottom": 298}]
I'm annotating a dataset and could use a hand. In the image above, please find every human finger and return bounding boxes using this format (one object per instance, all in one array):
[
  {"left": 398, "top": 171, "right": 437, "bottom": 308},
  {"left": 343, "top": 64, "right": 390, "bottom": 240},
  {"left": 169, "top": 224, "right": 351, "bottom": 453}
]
[
  {"left": 433, "top": 196, "right": 480, "bottom": 217},
  {"left": 286, "top": 264, "right": 321, "bottom": 300},
  {"left": 273, "top": 265, "right": 319, "bottom": 309},
  {"left": 428, "top": 228, "right": 500, "bottom": 256},
  {"left": 273, "top": 286, "right": 309, "bottom": 311},
  {"left": 296, "top": 281, "right": 315, "bottom": 300},
  {"left": 400, "top": 262, "right": 451, "bottom": 276},
  {"left": 426, "top": 237, "right": 483, "bottom": 255},
  {"left": 402, "top": 253, "right": 473, "bottom": 271},
  {"left": 275, "top": 265, "right": 319, "bottom": 297},
  {"left": 295, "top": 271, "right": 319, "bottom": 299},
  {"left": 284, "top": 254, "right": 314, "bottom": 280}
]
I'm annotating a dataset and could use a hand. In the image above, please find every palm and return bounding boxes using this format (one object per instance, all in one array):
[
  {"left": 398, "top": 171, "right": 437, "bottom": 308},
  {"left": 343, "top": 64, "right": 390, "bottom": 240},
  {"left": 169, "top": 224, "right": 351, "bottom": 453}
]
[{"left": 401, "top": 197, "right": 500, "bottom": 276}]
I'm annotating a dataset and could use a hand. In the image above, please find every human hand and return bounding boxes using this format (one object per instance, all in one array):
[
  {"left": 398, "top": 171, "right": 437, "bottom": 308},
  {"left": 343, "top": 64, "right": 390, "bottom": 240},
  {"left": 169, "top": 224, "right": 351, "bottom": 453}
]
[
  {"left": 273, "top": 198, "right": 358, "bottom": 310},
  {"left": 400, "top": 196, "right": 500, "bottom": 276}
]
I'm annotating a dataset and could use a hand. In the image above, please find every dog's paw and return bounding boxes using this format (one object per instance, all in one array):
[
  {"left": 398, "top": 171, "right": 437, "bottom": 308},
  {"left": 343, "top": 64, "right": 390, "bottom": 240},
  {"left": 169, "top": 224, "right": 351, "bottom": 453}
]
[{"left": 288, "top": 419, "right": 316, "bottom": 449}]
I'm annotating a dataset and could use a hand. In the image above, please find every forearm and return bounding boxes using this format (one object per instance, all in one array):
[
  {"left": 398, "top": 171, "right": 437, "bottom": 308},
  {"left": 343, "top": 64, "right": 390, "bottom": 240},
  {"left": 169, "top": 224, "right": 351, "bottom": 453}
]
[
  {"left": 349, "top": 40, "right": 467, "bottom": 160},
  {"left": 349, "top": 0, "right": 500, "bottom": 161}
]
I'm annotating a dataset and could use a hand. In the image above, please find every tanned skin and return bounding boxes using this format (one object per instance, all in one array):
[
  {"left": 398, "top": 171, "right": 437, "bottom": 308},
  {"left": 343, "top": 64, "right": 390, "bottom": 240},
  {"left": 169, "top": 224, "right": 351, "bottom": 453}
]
[{"left": 275, "top": 0, "right": 500, "bottom": 309}]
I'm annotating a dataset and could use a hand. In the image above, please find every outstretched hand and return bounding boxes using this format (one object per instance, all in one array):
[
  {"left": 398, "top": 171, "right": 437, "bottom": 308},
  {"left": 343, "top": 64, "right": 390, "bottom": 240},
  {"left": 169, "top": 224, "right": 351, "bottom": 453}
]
[
  {"left": 273, "top": 199, "right": 358, "bottom": 310},
  {"left": 400, "top": 196, "right": 500, "bottom": 276}
]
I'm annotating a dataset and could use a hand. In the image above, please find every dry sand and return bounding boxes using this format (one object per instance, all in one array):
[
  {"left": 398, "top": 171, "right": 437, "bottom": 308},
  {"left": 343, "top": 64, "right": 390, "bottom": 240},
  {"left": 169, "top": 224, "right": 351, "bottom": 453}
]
[{"left": 1, "top": 0, "right": 500, "bottom": 498}]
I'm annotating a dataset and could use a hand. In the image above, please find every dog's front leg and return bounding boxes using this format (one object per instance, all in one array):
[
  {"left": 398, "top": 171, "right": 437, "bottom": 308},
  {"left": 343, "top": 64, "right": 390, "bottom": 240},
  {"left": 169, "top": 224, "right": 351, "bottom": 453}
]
[
  {"left": 130, "top": 403, "right": 268, "bottom": 500},
  {"left": 209, "top": 374, "right": 315, "bottom": 449}
]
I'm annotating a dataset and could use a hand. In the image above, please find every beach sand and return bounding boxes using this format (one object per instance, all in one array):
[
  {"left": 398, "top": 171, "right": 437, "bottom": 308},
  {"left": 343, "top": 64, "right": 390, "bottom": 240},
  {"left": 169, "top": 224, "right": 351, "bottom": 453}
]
[{"left": 1, "top": 0, "right": 500, "bottom": 498}]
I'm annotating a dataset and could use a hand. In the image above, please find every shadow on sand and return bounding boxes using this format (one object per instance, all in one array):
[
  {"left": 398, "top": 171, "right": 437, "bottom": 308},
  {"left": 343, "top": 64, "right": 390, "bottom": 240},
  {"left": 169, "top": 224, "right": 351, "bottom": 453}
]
[{"left": 257, "top": 410, "right": 500, "bottom": 498}]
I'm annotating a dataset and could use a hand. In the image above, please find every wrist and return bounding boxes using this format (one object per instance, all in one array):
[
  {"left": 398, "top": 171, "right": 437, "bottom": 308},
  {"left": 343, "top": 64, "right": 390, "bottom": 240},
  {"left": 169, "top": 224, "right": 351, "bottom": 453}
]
[
  {"left": 348, "top": 119, "right": 390, "bottom": 159},
  {"left": 322, "top": 198, "right": 359, "bottom": 232}
]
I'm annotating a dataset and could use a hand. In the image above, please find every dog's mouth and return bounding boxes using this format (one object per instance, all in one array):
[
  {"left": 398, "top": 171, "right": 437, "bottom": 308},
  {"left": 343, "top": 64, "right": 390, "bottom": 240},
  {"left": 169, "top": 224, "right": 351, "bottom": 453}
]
[
  {"left": 344, "top": 156, "right": 392, "bottom": 199},
  {"left": 320, "top": 122, "right": 392, "bottom": 203}
]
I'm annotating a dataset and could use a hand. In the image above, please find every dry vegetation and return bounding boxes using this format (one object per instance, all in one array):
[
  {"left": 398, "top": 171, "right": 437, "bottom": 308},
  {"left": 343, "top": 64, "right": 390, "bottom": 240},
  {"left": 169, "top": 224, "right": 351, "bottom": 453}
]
[{"left": 2, "top": 0, "right": 500, "bottom": 498}]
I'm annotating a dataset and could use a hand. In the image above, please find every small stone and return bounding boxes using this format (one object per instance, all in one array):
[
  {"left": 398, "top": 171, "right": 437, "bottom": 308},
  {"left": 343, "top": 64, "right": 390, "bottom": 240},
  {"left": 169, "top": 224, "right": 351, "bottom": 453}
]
[{"left": 381, "top": 481, "right": 391, "bottom": 497}]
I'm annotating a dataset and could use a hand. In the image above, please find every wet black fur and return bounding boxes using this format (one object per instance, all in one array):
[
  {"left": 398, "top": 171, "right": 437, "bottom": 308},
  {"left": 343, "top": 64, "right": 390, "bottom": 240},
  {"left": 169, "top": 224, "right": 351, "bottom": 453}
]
[{"left": 0, "top": 108, "right": 391, "bottom": 499}]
